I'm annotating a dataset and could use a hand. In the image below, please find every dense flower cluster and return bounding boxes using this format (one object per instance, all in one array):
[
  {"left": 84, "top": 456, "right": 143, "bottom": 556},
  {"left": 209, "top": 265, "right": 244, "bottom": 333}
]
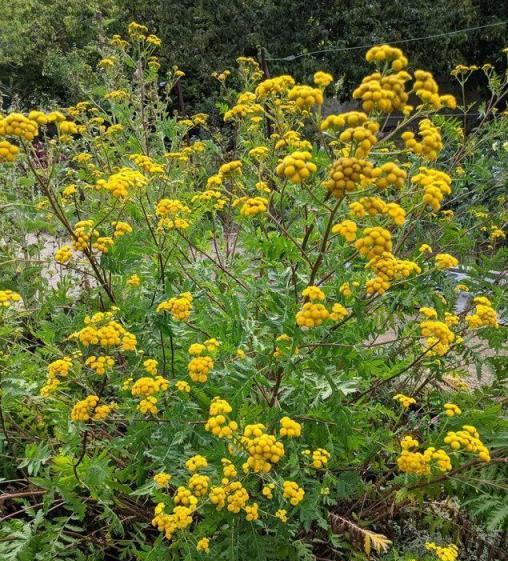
[
  {"left": 401, "top": 119, "right": 443, "bottom": 160},
  {"left": 276, "top": 151, "right": 317, "bottom": 183},
  {"left": 397, "top": 436, "right": 452, "bottom": 475},
  {"left": 304, "top": 448, "right": 331, "bottom": 469},
  {"left": 205, "top": 397, "right": 238, "bottom": 438},
  {"left": 444, "top": 425, "right": 490, "bottom": 462},
  {"left": 434, "top": 253, "right": 458, "bottom": 270},
  {"left": 420, "top": 320, "right": 455, "bottom": 356},
  {"left": 279, "top": 416, "right": 302, "bottom": 437},
  {"left": 72, "top": 312, "right": 137, "bottom": 352},
  {"left": 0, "top": 289, "right": 22, "bottom": 308},
  {"left": 287, "top": 85, "right": 324, "bottom": 109},
  {"left": 466, "top": 296, "right": 498, "bottom": 328},
  {"left": 241, "top": 424, "right": 285, "bottom": 473},
  {"left": 96, "top": 168, "right": 148, "bottom": 198},
  {"left": 324, "top": 157, "right": 373, "bottom": 198},
  {"left": 355, "top": 227, "right": 392, "bottom": 258},
  {"left": 332, "top": 219, "right": 357, "bottom": 241},
  {"left": 412, "top": 167, "right": 452, "bottom": 211},
  {"left": 157, "top": 292, "right": 193, "bottom": 321},
  {"left": 393, "top": 393, "right": 416, "bottom": 409},
  {"left": 85, "top": 355, "right": 115, "bottom": 375},
  {"left": 282, "top": 481, "right": 305, "bottom": 505},
  {"left": 425, "top": 543, "right": 459, "bottom": 561}
]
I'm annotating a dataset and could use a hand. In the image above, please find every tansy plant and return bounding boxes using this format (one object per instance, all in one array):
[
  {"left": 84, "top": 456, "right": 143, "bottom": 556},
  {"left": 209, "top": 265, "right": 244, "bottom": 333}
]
[{"left": 0, "top": 25, "right": 506, "bottom": 561}]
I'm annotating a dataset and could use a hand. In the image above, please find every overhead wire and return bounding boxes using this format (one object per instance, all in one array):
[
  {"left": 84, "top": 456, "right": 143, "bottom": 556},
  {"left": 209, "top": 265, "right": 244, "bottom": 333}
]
[{"left": 265, "top": 21, "right": 508, "bottom": 61}]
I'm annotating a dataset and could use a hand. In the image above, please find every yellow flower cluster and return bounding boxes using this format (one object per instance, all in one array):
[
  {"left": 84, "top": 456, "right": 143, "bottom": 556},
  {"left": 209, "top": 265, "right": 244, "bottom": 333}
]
[
  {"left": 425, "top": 542, "right": 459, "bottom": 561},
  {"left": 296, "top": 302, "right": 329, "bottom": 328},
  {"left": 224, "top": 92, "right": 264, "bottom": 122},
  {"left": 129, "top": 153, "right": 165, "bottom": 175},
  {"left": 192, "top": 189, "right": 227, "bottom": 210},
  {"left": 0, "top": 112, "right": 39, "bottom": 141},
  {"left": 397, "top": 437, "right": 452, "bottom": 475},
  {"left": 255, "top": 75, "right": 295, "bottom": 98},
  {"left": 71, "top": 394, "right": 99, "bottom": 421},
  {"left": 324, "top": 157, "right": 373, "bottom": 198},
  {"left": 434, "top": 253, "right": 458, "bottom": 270},
  {"left": 241, "top": 424, "right": 285, "bottom": 473},
  {"left": 365, "top": 45, "right": 408, "bottom": 70},
  {"left": 187, "top": 475, "right": 209, "bottom": 497},
  {"left": 287, "top": 85, "right": 324, "bottom": 109},
  {"left": 412, "top": 167, "right": 452, "bottom": 211},
  {"left": 272, "top": 130, "right": 312, "bottom": 151},
  {"left": 72, "top": 220, "right": 98, "bottom": 251},
  {"left": 244, "top": 502, "right": 259, "bottom": 521},
  {"left": 205, "top": 397, "right": 238, "bottom": 438},
  {"left": 413, "top": 71, "right": 456, "bottom": 110},
  {"left": 393, "top": 394, "right": 416, "bottom": 409},
  {"left": 0, "top": 289, "right": 22, "bottom": 308},
  {"left": 337, "top": 120, "right": 379, "bottom": 158},
  {"left": 151, "top": 502, "right": 194, "bottom": 541},
  {"left": 85, "top": 355, "right": 114, "bottom": 375},
  {"left": 275, "top": 509, "right": 288, "bottom": 522},
  {"left": 93, "top": 402, "right": 117, "bottom": 421},
  {"left": 314, "top": 71, "right": 334, "bottom": 87},
  {"left": 444, "top": 403, "right": 461, "bottom": 417},
  {"left": 353, "top": 71, "right": 410, "bottom": 113},
  {"left": 372, "top": 162, "right": 407, "bottom": 190},
  {"left": 131, "top": 375, "right": 169, "bottom": 397},
  {"left": 332, "top": 219, "right": 357, "bottom": 241},
  {"left": 144, "top": 359, "right": 158, "bottom": 375},
  {"left": 93, "top": 236, "right": 114, "bottom": 254},
  {"left": 262, "top": 483, "right": 275, "bottom": 499},
  {"left": 226, "top": 481, "right": 250, "bottom": 513},
  {"left": 196, "top": 537, "right": 210, "bottom": 552},
  {"left": 240, "top": 197, "right": 268, "bottom": 216},
  {"left": 175, "top": 380, "right": 191, "bottom": 393},
  {"left": 40, "top": 356, "right": 72, "bottom": 396},
  {"left": 0, "top": 140, "right": 20, "bottom": 162},
  {"left": 401, "top": 119, "right": 442, "bottom": 160},
  {"left": 188, "top": 355, "right": 214, "bottom": 383},
  {"left": 96, "top": 168, "right": 148, "bottom": 198},
  {"left": 55, "top": 245, "right": 73, "bottom": 264},
  {"left": 155, "top": 198, "right": 190, "bottom": 217},
  {"left": 355, "top": 227, "right": 392, "bottom": 258},
  {"left": 349, "top": 196, "right": 387, "bottom": 218},
  {"left": 304, "top": 448, "right": 331, "bottom": 469},
  {"left": 279, "top": 416, "right": 302, "bottom": 437},
  {"left": 276, "top": 151, "right": 317, "bottom": 184},
  {"left": 112, "top": 221, "right": 133, "bottom": 238},
  {"left": 444, "top": 425, "right": 490, "bottom": 462},
  {"left": 302, "top": 285, "right": 325, "bottom": 301},
  {"left": 420, "top": 320, "right": 455, "bottom": 356},
  {"left": 320, "top": 111, "right": 368, "bottom": 131},
  {"left": 385, "top": 202, "right": 406, "bottom": 225},
  {"left": 186, "top": 454, "right": 208, "bottom": 472},
  {"left": 127, "top": 274, "right": 141, "bottom": 286},
  {"left": 466, "top": 296, "right": 498, "bottom": 328},
  {"left": 154, "top": 472, "right": 172, "bottom": 487},
  {"left": 73, "top": 312, "right": 137, "bottom": 352},
  {"left": 330, "top": 303, "right": 349, "bottom": 321},
  {"left": 366, "top": 252, "right": 421, "bottom": 290},
  {"left": 157, "top": 292, "right": 193, "bottom": 321},
  {"left": 138, "top": 396, "right": 157, "bottom": 414},
  {"left": 219, "top": 160, "right": 242, "bottom": 177},
  {"left": 282, "top": 481, "right": 305, "bottom": 505},
  {"left": 419, "top": 306, "right": 437, "bottom": 319}
]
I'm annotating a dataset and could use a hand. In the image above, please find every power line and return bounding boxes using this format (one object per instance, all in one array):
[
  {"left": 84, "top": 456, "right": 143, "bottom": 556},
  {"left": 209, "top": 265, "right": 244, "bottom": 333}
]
[{"left": 266, "top": 21, "right": 508, "bottom": 62}]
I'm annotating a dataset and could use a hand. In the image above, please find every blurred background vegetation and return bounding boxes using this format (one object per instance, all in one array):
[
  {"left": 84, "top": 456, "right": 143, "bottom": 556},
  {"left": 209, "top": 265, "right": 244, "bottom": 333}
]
[{"left": 0, "top": 0, "right": 506, "bottom": 110}]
